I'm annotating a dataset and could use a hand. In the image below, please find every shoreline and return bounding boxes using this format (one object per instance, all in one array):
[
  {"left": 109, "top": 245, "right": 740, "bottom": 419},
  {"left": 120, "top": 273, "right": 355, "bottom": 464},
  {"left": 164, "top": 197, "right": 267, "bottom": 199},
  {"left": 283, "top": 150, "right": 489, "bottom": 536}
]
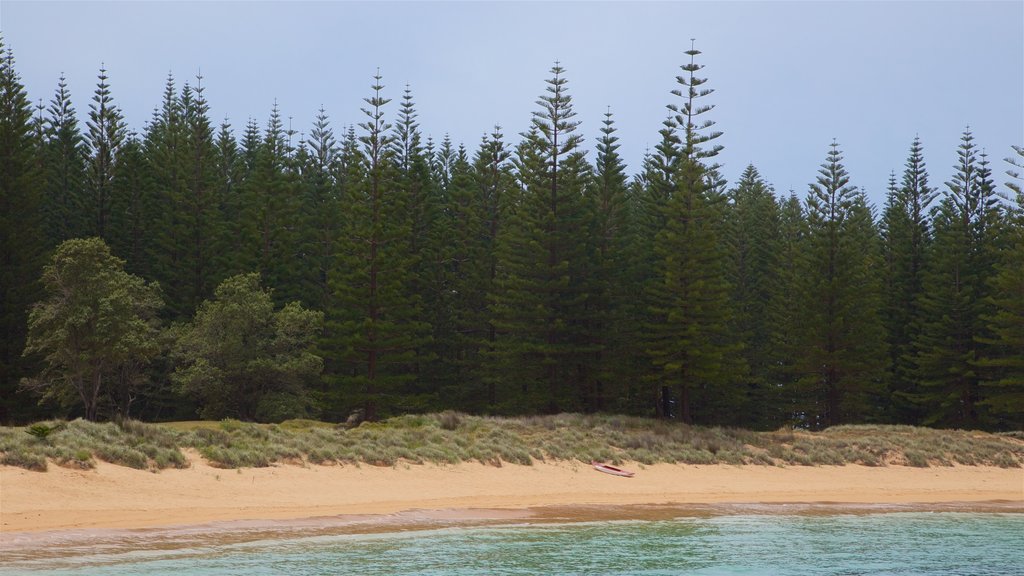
[
  {"left": 2, "top": 456, "right": 1022, "bottom": 536},
  {"left": 3, "top": 501, "right": 1022, "bottom": 562}
]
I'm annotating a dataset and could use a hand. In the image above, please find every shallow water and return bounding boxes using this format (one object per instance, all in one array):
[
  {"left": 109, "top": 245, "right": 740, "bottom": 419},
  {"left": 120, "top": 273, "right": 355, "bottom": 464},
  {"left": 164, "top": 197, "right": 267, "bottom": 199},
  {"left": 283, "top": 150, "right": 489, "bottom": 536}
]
[{"left": 3, "top": 509, "right": 1022, "bottom": 575}]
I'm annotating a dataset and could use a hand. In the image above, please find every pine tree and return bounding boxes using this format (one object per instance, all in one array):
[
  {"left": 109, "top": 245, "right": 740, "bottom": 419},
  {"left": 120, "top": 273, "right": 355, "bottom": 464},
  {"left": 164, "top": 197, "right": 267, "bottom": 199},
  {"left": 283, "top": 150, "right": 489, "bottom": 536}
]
[
  {"left": 767, "top": 193, "right": 809, "bottom": 425},
  {"left": 42, "top": 74, "right": 88, "bottom": 245},
  {"left": 296, "top": 106, "right": 340, "bottom": 312},
  {"left": 140, "top": 74, "right": 188, "bottom": 312},
  {"left": 0, "top": 39, "right": 48, "bottom": 422},
  {"left": 327, "top": 72, "right": 429, "bottom": 419},
  {"left": 975, "top": 146, "right": 1024, "bottom": 428},
  {"left": 586, "top": 108, "right": 634, "bottom": 412},
  {"left": 794, "top": 142, "right": 886, "bottom": 428},
  {"left": 912, "top": 130, "right": 1002, "bottom": 427},
  {"left": 177, "top": 75, "right": 223, "bottom": 315},
  {"left": 645, "top": 45, "right": 745, "bottom": 424},
  {"left": 726, "top": 165, "right": 783, "bottom": 428},
  {"left": 390, "top": 86, "right": 443, "bottom": 401},
  {"left": 446, "top": 126, "right": 515, "bottom": 410},
  {"left": 108, "top": 132, "right": 151, "bottom": 276},
  {"left": 880, "top": 137, "right": 936, "bottom": 423},
  {"left": 84, "top": 65, "right": 125, "bottom": 240},
  {"left": 489, "top": 63, "right": 594, "bottom": 413},
  {"left": 212, "top": 119, "right": 243, "bottom": 277},
  {"left": 238, "top": 101, "right": 302, "bottom": 304}
]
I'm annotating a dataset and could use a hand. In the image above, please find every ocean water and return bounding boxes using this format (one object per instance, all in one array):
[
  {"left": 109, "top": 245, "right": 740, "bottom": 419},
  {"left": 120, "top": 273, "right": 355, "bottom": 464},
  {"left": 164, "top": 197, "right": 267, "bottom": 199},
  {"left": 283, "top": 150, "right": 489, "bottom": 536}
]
[{"left": 3, "top": 511, "right": 1022, "bottom": 575}]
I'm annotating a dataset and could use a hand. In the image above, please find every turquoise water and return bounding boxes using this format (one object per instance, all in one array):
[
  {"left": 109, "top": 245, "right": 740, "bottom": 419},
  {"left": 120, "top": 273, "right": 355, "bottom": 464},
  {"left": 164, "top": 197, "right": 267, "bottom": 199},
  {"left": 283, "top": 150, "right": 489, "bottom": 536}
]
[{"left": 3, "top": 512, "right": 1022, "bottom": 575}]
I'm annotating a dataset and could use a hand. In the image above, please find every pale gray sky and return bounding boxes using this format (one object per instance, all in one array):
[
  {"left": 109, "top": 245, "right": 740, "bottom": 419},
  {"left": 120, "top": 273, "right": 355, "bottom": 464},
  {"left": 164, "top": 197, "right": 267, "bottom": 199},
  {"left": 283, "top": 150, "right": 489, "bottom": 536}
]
[{"left": 3, "top": 1, "right": 1022, "bottom": 207}]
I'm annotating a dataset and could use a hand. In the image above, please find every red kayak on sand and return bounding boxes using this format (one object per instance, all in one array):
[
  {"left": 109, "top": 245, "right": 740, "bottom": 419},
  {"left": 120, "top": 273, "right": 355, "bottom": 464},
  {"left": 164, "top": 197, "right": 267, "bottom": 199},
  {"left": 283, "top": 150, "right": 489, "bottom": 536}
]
[{"left": 591, "top": 461, "right": 635, "bottom": 478}]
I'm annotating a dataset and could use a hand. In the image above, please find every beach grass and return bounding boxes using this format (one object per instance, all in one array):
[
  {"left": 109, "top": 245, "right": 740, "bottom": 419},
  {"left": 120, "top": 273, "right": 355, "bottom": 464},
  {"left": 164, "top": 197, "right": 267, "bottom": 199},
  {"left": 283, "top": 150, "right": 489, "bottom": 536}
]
[{"left": 1, "top": 413, "right": 1021, "bottom": 471}]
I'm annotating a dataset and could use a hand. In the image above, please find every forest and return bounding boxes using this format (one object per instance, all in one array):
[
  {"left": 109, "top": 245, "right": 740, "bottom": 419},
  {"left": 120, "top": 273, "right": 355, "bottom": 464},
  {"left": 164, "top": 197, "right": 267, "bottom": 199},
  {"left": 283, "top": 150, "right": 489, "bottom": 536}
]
[{"left": 1, "top": 37, "right": 1021, "bottom": 432}]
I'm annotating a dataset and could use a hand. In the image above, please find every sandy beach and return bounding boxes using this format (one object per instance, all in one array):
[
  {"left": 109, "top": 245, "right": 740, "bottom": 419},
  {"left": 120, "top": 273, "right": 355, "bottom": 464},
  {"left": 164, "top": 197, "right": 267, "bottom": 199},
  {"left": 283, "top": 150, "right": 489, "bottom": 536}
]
[{"left": 2, "top": 452, "right": 1021, "bottom": 534}]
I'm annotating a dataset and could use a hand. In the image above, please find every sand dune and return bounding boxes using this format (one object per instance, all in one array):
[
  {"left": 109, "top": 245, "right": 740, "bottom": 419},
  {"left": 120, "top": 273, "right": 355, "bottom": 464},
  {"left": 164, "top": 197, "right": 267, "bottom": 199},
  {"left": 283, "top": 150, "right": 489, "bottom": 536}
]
[{"left": 2, "top": 453, "right": 1021, "bottom": 533}]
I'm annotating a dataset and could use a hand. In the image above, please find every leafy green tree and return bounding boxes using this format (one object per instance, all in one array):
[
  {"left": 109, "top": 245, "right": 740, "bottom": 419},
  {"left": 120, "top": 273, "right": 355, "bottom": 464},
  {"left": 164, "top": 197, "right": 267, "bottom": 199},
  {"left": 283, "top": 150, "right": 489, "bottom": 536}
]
[
  {"left": 880, "top": 137, "right": 936, "bottom": 423},
  {"left": 326, "top": 73, "right": 430, "bottom": 419},
  {"left": 489, "top": 63, "right": 594, "bottom": 413},
  {"left": 172, "top": 273, "right": 322, "bottom": 421},
  {"left": 794, "top": 142, "right": 886, "bottom": 428},
  {"left": 912, "top": 130, "right": 1002, "bottom": 427},
  {"left": 0, "top": 40, "right": 48, "bottom": 422},
  {"left": 22, "top": 238, "right": 162, "bottom": 420},
  {"left": 645, "top": 45, "right": 745, "bottom": 424},
  {"left": 42, "top": 73, "right": 88, "bottom": 245},
  {"left": 726, "top": 165, "right": 782, "bottom": 428},
  {"left": 85, "top": 65, "right": 126, "bottom": 240}
]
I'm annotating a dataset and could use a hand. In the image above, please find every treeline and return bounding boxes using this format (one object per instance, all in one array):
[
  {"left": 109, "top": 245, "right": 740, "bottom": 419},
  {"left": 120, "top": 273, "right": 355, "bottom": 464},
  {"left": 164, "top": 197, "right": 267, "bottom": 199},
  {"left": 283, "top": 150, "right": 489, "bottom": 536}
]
[{"left": 1, "top": 38, "right": 1021, "bottom": 430}]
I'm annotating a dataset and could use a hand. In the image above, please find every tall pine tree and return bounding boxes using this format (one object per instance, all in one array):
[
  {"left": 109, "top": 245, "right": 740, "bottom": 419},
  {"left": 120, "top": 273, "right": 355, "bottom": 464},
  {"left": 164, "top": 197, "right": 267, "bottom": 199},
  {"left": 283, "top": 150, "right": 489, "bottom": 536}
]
[
  {"left": 795, "top": 142, "right": 886, "bottom": 428},
  {"left": 42, "top": 74, "right": 88, "bottom": 245},
  {"left": 84, "top": 65, "right": 125, "bottom": 241},
  {"left": 0, "top": 40, "right": 48, "bottom": 422},
  {"left": 326, "top": 72, "right": 429, "bottom": 419},
  {"left": 975, "top": 146, "right": 1024, "bottom": 428},
  {"left": 489, "top": 63, "right": 594, "bottom": 413},
  {"left": 912, "top": 130, "right": 1002, "bottom": 427},
  {"left": 645, "top": 45, "right": 745, "bottom": 424},
  {"left": 880, "top": 137, "right": 936, "bottom": 423},
  {"left": 726, "top": 165, "right": 783, "bottom": 428},
  {"left": 586, "top": 108, "right": 634, "bottom": 412}
]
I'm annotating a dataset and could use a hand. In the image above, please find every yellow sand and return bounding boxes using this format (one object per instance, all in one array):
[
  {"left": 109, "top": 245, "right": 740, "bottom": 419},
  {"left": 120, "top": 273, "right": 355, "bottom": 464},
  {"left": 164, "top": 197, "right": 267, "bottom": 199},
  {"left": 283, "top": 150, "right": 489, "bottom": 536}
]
[{"left": 2, "top": 453, "right": 1022, "bottom": 532}]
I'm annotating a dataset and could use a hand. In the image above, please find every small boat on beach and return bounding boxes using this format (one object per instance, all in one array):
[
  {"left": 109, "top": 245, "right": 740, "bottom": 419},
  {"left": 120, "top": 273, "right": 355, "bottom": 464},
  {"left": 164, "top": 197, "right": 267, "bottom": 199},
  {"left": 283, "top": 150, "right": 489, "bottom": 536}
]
[{"left": 591, "top": 461, "right": 635, "bottom": 478}]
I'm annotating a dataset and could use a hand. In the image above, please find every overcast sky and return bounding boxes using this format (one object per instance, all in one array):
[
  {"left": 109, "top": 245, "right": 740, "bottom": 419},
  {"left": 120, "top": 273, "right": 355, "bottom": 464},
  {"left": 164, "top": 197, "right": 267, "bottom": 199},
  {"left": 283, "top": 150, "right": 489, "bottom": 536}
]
[{"left": 3, "top": 1, "right": 1022, "bottom": 208}]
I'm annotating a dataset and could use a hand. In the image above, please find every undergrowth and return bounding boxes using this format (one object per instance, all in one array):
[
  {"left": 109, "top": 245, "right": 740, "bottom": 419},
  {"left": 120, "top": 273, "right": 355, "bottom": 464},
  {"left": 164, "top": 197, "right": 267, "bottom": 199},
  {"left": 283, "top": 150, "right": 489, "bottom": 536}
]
[{"left": 1, "top": 414, "right": 1021, "bottom": 471}]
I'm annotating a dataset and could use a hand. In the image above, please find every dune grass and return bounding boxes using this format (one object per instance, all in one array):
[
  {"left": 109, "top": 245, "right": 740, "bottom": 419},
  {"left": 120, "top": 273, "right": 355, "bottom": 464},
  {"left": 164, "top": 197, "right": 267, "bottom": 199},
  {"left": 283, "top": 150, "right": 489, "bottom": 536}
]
[{"left": 1, "top": 412, "right": 1021, "bottom": 472}]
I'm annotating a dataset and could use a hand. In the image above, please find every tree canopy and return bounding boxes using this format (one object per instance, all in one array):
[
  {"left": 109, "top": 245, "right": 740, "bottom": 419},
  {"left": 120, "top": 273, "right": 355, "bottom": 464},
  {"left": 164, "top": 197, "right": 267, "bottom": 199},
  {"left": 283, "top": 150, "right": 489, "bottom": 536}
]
[{"left": 2, "top": 38, "right": 1020, "bottom": 430}]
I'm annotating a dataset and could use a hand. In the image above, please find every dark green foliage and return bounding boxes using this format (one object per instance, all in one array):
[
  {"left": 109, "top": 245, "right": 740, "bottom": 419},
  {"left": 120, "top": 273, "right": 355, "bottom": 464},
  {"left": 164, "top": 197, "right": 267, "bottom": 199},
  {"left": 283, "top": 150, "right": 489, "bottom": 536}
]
[
  {"left": 390, "top": 87, "right": 444, "bottom": 403},
  {"left": 155, "top": 76, "right": 223, "bottom": 318},
  {"left": 0, "top": 40, "right": 48, "bottom": 423},
  {"left": 172, "top": 273, "right": 323, "bottom": 421},
  {"left": 236, "top": 102, "right": 303, "bottom": 305},
  {"left": 107, "top": 133, "right": 152, "bottom": 276},
  {"left": 880, "top": 138, "right": 936, "bottom": 423},
  {"left": 586, "top": 110, "right": 634, "bottom": 412},
  {"left": 766, "top": 194, "right": 809, "bottom": 423},
  {"left": 975, "top": 146, "right": 1024, "bottom": 428},
  {"left": 489, "top": 63, "right": 595, "bottom": 414},
  {"left": 84, "top": 65, "right": 126, "bottom": 241},
  {"left": 295, "top": 106, "right": 340, "bottom": 313},
  {"left": 727, "top": 165, "right": 783, "bottom": 428},
  {"left": 2, "top": 47, "right": 1019, "bottom": 432},
  {"left": 795, "top": 142, "right": 886, "bottom": 428},
  {"left": 41, "top": 74, "right": 89, "bottom": 245},
  {"left": 325, "top": 73, "right": 430, "bottom": 420},
  {"left": 645, "top": 46, "right": 745, "bottom": 424},
  {"left": 441, "top": 128, "right": 516, "bottom": 411},
  {"left": 912, "top": 130, "right": 1003, "bottom": 428}
]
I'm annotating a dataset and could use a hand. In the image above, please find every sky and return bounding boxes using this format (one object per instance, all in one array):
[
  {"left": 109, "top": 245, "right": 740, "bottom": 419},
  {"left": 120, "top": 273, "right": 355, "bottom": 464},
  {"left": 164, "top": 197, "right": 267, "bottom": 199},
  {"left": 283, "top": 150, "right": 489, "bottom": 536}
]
[{"left": 2, "top": 1, "right": 1022, "bottom": 208}]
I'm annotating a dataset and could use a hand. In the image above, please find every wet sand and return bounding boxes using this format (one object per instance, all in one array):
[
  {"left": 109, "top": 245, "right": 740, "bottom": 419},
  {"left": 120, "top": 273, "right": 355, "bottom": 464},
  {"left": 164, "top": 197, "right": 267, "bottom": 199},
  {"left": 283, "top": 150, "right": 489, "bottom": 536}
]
[{"left": 2, "top": 452, "right": 1021, "bottom": 536}]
